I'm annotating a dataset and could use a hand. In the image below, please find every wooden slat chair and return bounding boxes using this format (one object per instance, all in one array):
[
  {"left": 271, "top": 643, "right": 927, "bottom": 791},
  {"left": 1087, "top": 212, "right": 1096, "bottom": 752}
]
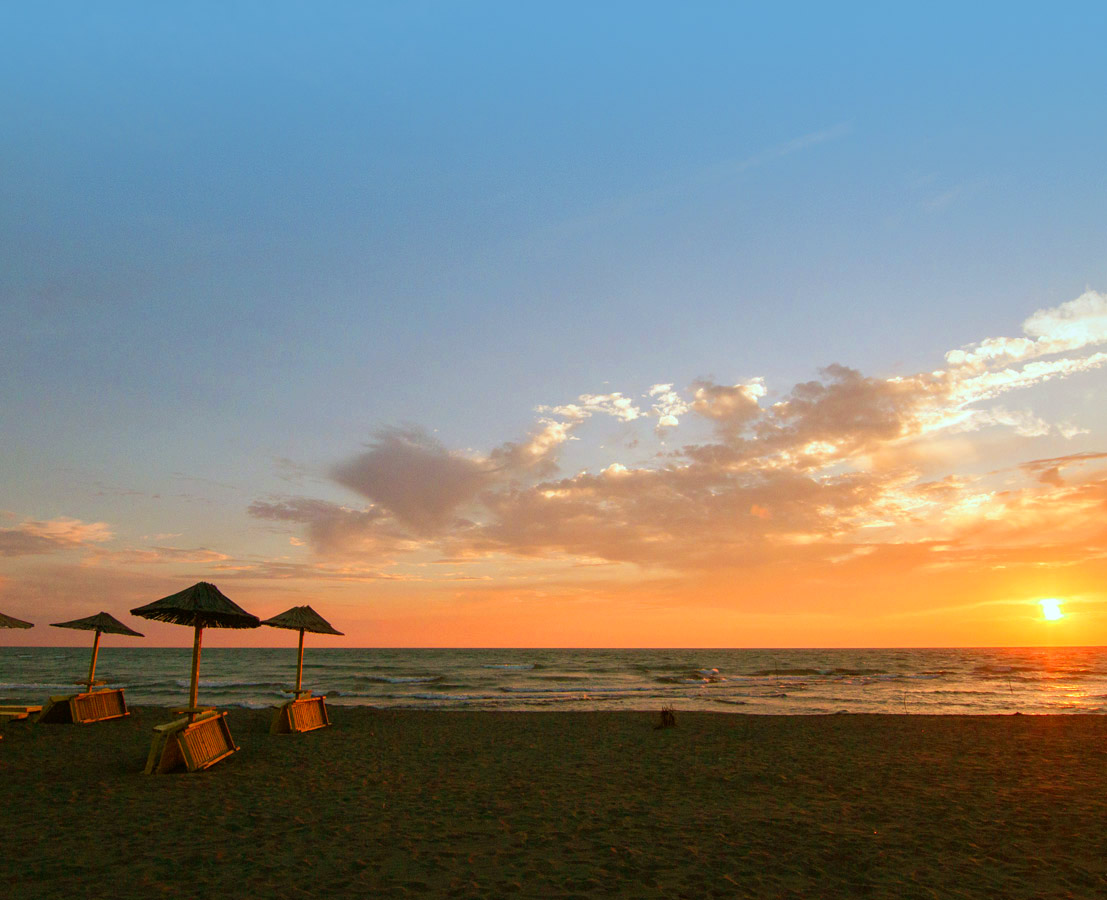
[
  {"left": 271, "top": 694, "right": 331, "bottom": 734},
  {"left": 0, "top": 705, "right": 42, "bottom": 720},
  {"left": 0, "top": 706, "right": 43, "bottom": 724},
  {"left": 144, "top": 709, "right": 239, "bottom": 774},
  {"left": 0, "top": 706, "right": 43, "bottom": 742},
  {"left": 38, "top": 688, "right": 128, "bottom": 724}
]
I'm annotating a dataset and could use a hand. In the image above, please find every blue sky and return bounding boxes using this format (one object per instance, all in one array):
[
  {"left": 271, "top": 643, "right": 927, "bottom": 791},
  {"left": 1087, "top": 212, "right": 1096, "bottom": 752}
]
[{"left": 3, "top": 3, "right": 1107, "bottom": 645}]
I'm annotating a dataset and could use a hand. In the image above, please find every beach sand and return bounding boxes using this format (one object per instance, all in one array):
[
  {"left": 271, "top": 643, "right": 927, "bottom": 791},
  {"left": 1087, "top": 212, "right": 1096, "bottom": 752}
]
[{"left": 3, "top": 708, "right": 1106, "bottom": 899}]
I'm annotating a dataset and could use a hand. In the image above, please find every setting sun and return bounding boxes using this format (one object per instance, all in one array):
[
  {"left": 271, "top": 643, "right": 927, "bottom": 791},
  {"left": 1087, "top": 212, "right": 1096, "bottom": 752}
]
[{"left": 1039, "top": 598, "right": 1065, "bottom": 621}]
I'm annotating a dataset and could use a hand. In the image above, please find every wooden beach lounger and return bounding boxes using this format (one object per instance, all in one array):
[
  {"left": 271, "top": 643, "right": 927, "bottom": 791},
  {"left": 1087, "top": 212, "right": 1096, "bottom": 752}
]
[
  {"left": 0, "top": 705, "right": 42, "bottom": 721},
  {"left": 144, "top": 709, "right": 239, "bottom": 774},
  {"left": 0, "top": 705, "right": 42, "bottom": 741},
  {"left": 38, "top": 688, "right": 128, "bottom": 724},
  {"left": 271, "top": 693, "right": 331, "bottom": 734},
  {"left": 0, "top": 705, "right": 43, "bottom": 725}
]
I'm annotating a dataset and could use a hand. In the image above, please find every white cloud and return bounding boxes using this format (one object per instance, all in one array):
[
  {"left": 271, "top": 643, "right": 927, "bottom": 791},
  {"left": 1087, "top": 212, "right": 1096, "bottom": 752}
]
[
  {"left": 489, "top": 418, "right": 577, "bottom": 474},
  {"left": 946, "top": 290, "right": 1107, "bottom": 369},
  {"left": 538, "top": 392, "right": 643, "bottom": 422},
  {"left": 647, "top": 383, "right": 689, "bottom": 432},
  {"left": 1058, "top": 422, "right": 1090, "bottom": 439}
]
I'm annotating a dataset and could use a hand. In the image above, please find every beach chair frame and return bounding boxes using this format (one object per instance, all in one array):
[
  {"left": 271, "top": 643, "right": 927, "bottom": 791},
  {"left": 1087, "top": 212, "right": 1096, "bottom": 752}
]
[
  {"left": 270, "top": 694, "right": 330, "bottom": 734},
  {"left": 0, "top": 705, "right": 43, "bottom": 722},
  {"left": 144, "top": 710, "right": 239, "bottom": 774},
  {"left": 37, "top": 688, "right": 129, "bottom": 724},
  {"left": 0, "top": 705, "right": 43, "bottom": 740}
]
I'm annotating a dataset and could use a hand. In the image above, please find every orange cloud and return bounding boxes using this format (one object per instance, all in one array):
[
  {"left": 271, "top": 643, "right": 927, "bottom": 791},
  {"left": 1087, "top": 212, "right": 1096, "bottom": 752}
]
[
  {"left": 85, "top": 546, "right": 231, "bottom": 566},
  {"left": 0, "top": 517, "right": 114, "bottom": 556}
]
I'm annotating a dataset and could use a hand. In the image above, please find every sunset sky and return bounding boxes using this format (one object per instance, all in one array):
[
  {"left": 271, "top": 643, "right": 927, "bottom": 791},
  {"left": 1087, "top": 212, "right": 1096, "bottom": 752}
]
[{"left": 3, "top": 3, "right": 1106, "bottom": 647}]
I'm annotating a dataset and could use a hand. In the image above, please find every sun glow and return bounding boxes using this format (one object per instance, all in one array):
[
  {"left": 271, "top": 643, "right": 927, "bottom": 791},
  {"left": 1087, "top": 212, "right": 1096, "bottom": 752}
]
[{"left": 1039, "top": 598, "right": 1064, "bottom": 621}]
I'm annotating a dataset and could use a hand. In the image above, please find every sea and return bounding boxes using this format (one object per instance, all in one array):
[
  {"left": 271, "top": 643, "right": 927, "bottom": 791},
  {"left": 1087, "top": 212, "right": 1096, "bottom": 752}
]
[{"left": 4, "top": 646, "right": 1107, "bottom": 715}]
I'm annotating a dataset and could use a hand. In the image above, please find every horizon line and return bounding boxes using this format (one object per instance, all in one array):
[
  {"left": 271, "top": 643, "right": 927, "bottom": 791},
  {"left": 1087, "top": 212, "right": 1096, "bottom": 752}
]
[{"left": 5, "top": 644, "right": 1104, "bottom": 651}]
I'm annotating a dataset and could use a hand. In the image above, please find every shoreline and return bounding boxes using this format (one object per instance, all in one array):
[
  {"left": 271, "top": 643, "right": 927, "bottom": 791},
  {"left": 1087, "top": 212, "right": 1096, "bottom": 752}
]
[{"left": 5, "top": 708, "right": 1107, "bottom": 898}]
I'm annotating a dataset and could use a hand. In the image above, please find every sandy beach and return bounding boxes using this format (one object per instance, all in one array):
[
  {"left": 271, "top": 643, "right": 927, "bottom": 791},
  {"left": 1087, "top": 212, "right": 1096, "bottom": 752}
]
[{"left": 3, "top": 708, "right": 1106, "bottom": 899}]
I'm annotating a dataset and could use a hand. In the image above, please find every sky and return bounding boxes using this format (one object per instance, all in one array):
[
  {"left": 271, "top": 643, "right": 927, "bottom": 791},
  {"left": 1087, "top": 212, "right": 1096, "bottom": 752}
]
[{"left": 2, "top": 2, "right": 1107, "bottom": 647}]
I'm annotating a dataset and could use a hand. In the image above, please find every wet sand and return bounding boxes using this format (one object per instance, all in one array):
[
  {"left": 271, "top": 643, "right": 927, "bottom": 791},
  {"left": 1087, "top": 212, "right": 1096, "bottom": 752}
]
[{"left": 3, "top": 708, "right": 1107, "bottom": 898}]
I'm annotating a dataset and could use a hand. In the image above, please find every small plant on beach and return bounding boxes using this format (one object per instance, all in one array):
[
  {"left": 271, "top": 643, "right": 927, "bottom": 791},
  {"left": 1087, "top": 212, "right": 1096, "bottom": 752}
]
[{"left": 655, "top": 705, "right": 676, "bottom": 729}]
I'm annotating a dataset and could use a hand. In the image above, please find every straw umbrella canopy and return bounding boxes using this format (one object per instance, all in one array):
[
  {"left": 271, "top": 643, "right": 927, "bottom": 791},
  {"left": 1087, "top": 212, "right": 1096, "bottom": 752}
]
[
  {"left": 50, "top": 612, "right": 143, "bottom": 691},
  {"left": 130, "top": 582, "right": 260, "bottom": 720},
  {"left": 0, "top": 612, "right": 33, "bottom": 630},
  {"left": 261, "top": 605, "right": 343, "bottom": 696}
]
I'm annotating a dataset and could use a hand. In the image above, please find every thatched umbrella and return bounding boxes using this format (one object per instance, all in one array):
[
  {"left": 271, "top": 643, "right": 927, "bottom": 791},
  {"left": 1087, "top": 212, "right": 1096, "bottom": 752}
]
[
  {"left": 50, "top": 612, "right": 143, "bottom": 691},
  {"left": 0, "top": 612, "right": 33, "bottom": 630},
  {"left": 130, "top": 582, "right": 259, "bottom": 721},
  {"left": 260, "top": 605, "right": 343, "bottom": 696}
]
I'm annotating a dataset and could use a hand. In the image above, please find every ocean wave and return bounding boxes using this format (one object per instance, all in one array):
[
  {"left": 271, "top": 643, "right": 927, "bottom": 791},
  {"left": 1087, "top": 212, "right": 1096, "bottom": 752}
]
[
  {"left": 308, "top": 689, "right": 377, "bottom": 699},
  {"left": 747, "top": 667, "right": 892, "bottom": 678},
  {"left": 410, "top": 692, "right": 505, "bottom": 702},
  {"left": 176, "top": 679, "right": 286, "bottom": 689},
  {"left": 359, "top": 675, "right": 443, "bottom": 685},
  {"left": 656, "top": 675, "right": 730, "bottom": 686},
  {"left": 657, "top": 669, "right": 730, "bottom": 684},
  {"left": 0, "top": 681, "right": 75, "bottom": 692},
  {"left": 499, "top": 684, "right": 654, "bottom": 694},
  {"left": 536, "top": 674, "right": 592, "bottom": 682},
  {"left": 915, "top": 689, "right": 1001, "bottom": 696},
  {"left": 973, "top": 664, "right": 1039, "bottom": 675},
  {"left": 400, "top": 692, "right": 659, "bottom": 709},
  {"left": 482, "top": 664, "right": 536, "bottom": 670}
]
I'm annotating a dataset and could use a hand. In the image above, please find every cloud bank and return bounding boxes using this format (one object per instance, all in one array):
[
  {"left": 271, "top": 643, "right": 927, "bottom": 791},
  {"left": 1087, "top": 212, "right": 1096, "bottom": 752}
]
[{"left": 249, "top": 290, "right": 1107, "bottom": 574}]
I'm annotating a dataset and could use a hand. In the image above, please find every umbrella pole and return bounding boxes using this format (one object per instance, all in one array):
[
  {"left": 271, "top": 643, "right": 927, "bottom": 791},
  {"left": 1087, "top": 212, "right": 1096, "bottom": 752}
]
[
  {"left": 188, "top": 625, "right": 204, "bottom": 722},
  {"left": 295, "top": 627, "right": 305, "bottom": 694},
  {"left": 86, "top": 627, "right": 102, "bottom": 691}
]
